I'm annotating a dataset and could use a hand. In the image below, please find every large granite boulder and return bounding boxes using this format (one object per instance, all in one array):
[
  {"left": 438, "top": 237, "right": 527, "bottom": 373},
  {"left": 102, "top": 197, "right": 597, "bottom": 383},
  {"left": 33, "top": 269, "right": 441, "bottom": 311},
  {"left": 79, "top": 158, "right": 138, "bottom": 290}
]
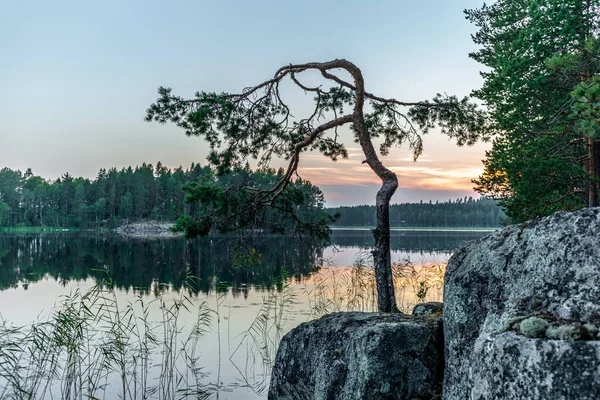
[
  {"left": 444, "top": 208, "right": 600, "bottom": 399},
  {"left": 269, "top": 312, "right": 443, "bottom": 400}
]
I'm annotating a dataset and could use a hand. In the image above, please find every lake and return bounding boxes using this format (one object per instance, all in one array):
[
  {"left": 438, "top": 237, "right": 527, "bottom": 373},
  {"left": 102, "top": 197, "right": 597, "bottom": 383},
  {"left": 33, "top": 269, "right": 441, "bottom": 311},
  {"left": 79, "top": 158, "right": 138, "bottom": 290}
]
[{"left": 0, "top": 229, "right": 492, "bottom": 399}]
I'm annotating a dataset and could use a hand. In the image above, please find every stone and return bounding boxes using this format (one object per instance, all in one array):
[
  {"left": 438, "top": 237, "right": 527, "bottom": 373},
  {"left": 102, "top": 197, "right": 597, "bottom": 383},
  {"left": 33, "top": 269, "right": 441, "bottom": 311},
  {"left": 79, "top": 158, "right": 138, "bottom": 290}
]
[
  {"left": 584, "top": 323, "right": 599, "bottom": 339},
  {"left": 114, "top": 221, "right": 182, "bottom": 238},
  {"left": 444, "top": 208, "right": 600, "bottom": 399},
  {"left": 468, "top": 332, "right": 600, "bottom": 399},
  {"left": 412, "top": 302, "right": 443, "bottom": 317},
  {"left": 268, "top": 312, "right": 443, "bottom": 400}
]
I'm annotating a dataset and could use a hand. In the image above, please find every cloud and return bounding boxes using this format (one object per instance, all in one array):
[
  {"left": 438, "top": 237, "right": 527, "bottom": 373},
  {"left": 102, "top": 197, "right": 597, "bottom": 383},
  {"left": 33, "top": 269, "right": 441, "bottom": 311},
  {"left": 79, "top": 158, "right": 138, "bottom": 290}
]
[
  {"left": 299, "top": 163, "right": 483, "bottom": 192},
  {"left": 319, "top": 182, "right": 482, "bottom": 207},
  {"left": 286, "top": 129, "right": 491, "bottom": 204}
]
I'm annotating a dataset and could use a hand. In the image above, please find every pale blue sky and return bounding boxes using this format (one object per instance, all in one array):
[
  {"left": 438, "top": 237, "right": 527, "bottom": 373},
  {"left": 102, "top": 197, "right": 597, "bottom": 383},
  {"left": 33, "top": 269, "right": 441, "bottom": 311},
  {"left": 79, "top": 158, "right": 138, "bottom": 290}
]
[{"left": 1, "top": 0, "right": 490, "bottom": 206}]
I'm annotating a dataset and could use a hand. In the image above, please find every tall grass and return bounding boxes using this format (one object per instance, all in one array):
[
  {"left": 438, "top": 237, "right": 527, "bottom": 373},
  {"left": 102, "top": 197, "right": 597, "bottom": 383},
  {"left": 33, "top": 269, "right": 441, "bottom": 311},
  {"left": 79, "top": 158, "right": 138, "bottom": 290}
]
[
  {"left": 0, "top": 254, "right": 446, "bottom": 399},
  {"left": 304, "top": 251, "right": 445, "bottom": 317},
  {"left": 0, "top": 276, "right": 213, "bottom": 399},
  {"left": 229, "top": 271, "right": 298, "bottom": 396}
]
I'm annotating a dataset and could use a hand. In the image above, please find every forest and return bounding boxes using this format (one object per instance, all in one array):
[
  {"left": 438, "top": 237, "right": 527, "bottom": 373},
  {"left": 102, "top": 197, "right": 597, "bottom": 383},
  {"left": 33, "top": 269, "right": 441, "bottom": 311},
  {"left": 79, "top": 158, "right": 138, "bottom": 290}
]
[
  {"left": 468, "top": 0, "right": 600, "bottom": 222},
  {"left": 0, "top": 163, "right": 331, "bottom": 231},
  {"left": 329, "top": 198, "right": 504, "bottom": 228},
  {"left": 0, "top": 164, "right": 502, "bottom": 229}
]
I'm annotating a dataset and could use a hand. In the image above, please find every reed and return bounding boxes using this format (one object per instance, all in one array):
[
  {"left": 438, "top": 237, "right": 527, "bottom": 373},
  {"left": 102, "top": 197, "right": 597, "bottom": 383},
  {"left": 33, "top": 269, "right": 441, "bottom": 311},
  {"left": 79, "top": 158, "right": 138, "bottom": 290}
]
[
  {"left": 0, "top": 276, "right": 213, "bottom": 399},
  {"left": 304, "top": 251, "right": 445, "bottom": 317},
  {"left": 0, "top": 254, "right": 445, "bottom": 399}
]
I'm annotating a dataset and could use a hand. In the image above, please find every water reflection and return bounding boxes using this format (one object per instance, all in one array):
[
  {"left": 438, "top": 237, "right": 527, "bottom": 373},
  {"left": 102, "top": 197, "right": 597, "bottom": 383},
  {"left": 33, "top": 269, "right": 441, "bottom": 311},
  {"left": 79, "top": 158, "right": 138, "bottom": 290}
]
[
  {"left": 0, "top": 230, "right": 490, "bottom": 293},
  {"left": 330, "top": 229, "right": 489, "bottom": 252},
  {"left": 0, "top": 229, "right": 491, "bottom": 399},
  {"left": 0, "top": 233, "right": 325, "bottom": 294}
]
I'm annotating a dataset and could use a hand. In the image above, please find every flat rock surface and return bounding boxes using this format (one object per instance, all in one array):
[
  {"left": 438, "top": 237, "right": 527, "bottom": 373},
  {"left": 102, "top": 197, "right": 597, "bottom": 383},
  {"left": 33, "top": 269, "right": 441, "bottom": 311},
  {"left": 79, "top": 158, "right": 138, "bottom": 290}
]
[
  {"left": 268, "top": 312, "right": 443, "bottom": 400},
  {"left": 444, "top": 208, "right": 600, "bottom": 399}
]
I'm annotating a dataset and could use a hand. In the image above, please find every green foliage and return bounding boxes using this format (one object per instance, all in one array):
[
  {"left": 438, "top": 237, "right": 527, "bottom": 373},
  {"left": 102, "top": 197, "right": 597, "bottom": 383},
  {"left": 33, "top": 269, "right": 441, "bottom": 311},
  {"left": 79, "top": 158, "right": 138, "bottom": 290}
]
[
  {"left": 466, "top": 0, "right": 600, "bottom": 222},
  {"left": 146, "top": 88, "right": 293, "bottom": 173},
  {"left": 416, "top": 281, "right": 429, "bottom": 303},
  {"left": 572, "top": 75, "right": 600, "bottom": 139},
  {"left": 519, "top": 316, "right": 550, "bottom": 338},
  {"left": 171, "top": 166, "right": 336, "bottom": 240},
  {"left": 145, "top": 60, "right": 488, "bottom": 255},
  {"left": 0, "top": 164, "right": 333, "bottom": 236},
  {"left": 0, "top": 164, "right": 179, "bottom": 227}
]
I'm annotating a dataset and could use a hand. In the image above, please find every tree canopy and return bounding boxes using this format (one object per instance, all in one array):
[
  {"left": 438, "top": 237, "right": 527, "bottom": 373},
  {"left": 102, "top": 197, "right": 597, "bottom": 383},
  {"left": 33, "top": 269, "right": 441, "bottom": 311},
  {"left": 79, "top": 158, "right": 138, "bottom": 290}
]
[
  {"left": 146, "top": 59, "right": 487, "bottom": 312},
  {"left": 467, "top": 0, "right": 600, "bottom": 222},
  {"left": 0, "top": 164, "right": 331, "bottom": 233}
]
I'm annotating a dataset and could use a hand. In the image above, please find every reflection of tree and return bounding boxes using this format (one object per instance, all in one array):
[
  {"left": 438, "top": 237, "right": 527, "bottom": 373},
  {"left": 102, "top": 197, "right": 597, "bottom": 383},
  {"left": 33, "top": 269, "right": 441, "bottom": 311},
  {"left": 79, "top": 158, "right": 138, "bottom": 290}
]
[
  {"left": 330, "top": 230, "right": 489, "bottom": 253},
  {"left": 0, "top": 233, "right": 325, "bottom": 294}
]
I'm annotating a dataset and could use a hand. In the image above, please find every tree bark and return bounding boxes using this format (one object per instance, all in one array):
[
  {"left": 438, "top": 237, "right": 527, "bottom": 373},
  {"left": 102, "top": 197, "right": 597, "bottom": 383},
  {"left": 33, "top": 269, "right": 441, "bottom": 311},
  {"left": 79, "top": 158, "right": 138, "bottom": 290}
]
[
  {"left": 590, "top": 137, "right": 599, "bottom": 207},
  {"left": 373, "top": 177, "right": 399, "bottom": 313},
  {"left": 595, "top": 139, "right": 600, "bottom": 205},
  {"left": 336, "top": 59, "right": 400, "bottom": 313}
]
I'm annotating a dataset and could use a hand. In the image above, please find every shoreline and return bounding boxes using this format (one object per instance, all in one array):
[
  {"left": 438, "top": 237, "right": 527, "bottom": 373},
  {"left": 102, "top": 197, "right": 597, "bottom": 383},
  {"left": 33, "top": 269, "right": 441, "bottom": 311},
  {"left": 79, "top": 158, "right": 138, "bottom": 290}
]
[{"left": 0, "top": 225, "right": 500, "bottom": 234}]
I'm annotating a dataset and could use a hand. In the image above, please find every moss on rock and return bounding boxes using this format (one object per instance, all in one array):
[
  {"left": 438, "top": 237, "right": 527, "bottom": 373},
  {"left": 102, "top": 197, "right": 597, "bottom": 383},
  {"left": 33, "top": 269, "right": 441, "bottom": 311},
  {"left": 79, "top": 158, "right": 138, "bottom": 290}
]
[
  {"left": 519, "top": 317, "right": 549, "bottom": 338},
  {"left": 546, "top": 325, "right": 584, "bottom": 341}
]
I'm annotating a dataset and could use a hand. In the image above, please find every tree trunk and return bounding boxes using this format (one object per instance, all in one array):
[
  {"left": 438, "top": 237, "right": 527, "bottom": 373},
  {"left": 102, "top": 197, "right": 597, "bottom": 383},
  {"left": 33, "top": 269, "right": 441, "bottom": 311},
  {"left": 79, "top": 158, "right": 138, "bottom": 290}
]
[
  {"left": 373, "top": 177, "right": 399, "bottom": 313},
  {"left": 590, "top": 137, "right": 599, "bottom": 207},
  {"left": 336, "top": 59, "right": 400, "bottom": 313}
]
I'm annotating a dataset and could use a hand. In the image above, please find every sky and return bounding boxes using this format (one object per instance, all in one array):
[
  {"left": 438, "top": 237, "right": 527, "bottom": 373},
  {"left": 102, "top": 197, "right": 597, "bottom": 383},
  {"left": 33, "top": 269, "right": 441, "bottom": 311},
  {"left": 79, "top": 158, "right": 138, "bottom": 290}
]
[{"left": 1, "top": 0, "right": 491, "bottom": 207}]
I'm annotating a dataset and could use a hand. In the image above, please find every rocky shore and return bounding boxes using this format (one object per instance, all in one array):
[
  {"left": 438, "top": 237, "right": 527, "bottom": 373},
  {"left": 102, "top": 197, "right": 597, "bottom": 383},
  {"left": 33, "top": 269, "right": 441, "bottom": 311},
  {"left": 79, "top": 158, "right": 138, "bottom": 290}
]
[
  {"left": 269, "top": 208, "right": 600, "bottom": 399},
  {"left": 114, "top": 221, "right": 183, "bottom": 238}
]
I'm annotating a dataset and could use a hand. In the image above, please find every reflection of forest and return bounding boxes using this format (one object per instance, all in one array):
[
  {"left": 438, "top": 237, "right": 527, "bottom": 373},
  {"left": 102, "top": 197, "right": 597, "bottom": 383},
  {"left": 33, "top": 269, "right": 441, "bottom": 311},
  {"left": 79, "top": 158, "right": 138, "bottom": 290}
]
[
  {"left": 0, "top": 233, "right": 325, "bottom": 295},
  {"left": 0, "top": 230, "right": 490, "bottom": 294},
  {"left": 331, "top": 229, "right": 489, "bottom": 252}
]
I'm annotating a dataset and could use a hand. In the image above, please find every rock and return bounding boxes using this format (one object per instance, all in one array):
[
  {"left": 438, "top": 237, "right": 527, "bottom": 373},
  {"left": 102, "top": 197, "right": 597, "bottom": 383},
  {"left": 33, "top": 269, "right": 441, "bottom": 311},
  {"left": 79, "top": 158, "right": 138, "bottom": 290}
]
[
  {"left": 268, "top": 312, "right": 443, "bottom": 400},
  {"left": 584, "top": 323, "right": 599, "bottom": 339},
  {"left": 412, "top": 302, "right": 443, "bottom": 317},
  {"left": 444, "top": 208, "right": 600, "bottom": 399},
  {"left": 468, "top": 332, "right": 600, "bottom": 399},
  {"left": 114, "top": 221, "right": 182, "bottom": 238}
]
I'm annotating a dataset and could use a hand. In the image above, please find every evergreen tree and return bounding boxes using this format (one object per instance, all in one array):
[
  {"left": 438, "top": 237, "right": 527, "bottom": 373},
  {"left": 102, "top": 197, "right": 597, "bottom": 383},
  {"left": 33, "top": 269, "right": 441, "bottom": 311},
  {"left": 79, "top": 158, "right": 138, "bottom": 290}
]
[
  {"left": 329, "top": 198, "right": 505, "bottom": 228},
  {"left": 467, "top": 0, "right": 600, "bottom": 221},
  {"left": 145, "top": 59, "right": 486, "bottom": 312},
  {"left": 0, "top": 163, "right": 334, "bottom": 232}
]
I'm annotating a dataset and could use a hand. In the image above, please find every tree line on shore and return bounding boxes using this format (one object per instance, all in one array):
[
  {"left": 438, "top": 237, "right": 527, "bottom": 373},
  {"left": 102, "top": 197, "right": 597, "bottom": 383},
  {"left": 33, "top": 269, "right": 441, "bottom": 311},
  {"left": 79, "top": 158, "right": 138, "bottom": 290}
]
[
  {"left": 0, "top": 164, "right": 502, "bottom": 229},
  {"left": 329, "top": 198, "right": 504, "bottom": 228},
  {"left": 0, "top": 163, "right": 331, "bottom": 231}
]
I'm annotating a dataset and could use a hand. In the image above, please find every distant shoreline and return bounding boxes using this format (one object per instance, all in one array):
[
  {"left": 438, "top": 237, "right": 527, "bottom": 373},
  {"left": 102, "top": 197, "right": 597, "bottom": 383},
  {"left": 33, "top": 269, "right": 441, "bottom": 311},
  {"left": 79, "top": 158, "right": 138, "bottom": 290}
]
[
  {"left": 330, "top": 226, "right": 500, "bottom": 232},
  {"left": 0, "top": 225, "right": 500, "bottom": 234}
]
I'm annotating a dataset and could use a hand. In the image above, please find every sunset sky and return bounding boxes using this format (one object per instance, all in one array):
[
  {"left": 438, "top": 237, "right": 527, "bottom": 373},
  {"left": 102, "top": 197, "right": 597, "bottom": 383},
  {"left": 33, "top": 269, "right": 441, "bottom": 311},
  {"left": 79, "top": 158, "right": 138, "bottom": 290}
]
[{"left": 2, "top": 0, "right": 490, "bottom": 206}]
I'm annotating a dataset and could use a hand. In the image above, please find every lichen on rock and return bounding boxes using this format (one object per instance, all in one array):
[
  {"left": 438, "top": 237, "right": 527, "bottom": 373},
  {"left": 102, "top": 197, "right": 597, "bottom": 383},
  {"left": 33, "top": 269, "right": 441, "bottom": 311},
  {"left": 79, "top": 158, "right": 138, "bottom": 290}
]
[
  {"left": 444, "top": 208, "right": 600, "bottom": 400},
  {"left": 545, "top": 324, "right": 585, "bottom": 341},
  {"left": 412, "top": 302, "right": 444, "bottom": 317},
  {"left": 268, "top": 312, "right": 444, "bottom": 400}
]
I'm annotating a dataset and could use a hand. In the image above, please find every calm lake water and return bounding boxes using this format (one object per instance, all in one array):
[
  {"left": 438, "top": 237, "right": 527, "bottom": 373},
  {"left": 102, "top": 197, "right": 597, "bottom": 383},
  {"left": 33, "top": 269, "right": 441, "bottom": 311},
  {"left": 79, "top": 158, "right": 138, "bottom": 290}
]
[{"left": 0, "top": 229, "right": 492, "bottom": 399}]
